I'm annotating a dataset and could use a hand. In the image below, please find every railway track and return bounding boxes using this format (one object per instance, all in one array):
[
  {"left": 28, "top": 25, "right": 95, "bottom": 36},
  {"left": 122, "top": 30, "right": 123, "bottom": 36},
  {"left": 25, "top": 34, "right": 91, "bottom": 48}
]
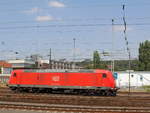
[
  {"left": 0, "top": 87, "right": 150, "bottom": 112},
  {"left": 0, "top": 101, "right": 150, "bottom": 113},
  {"left": 0, "top": 94, "right": 150, "bottom": 107}
]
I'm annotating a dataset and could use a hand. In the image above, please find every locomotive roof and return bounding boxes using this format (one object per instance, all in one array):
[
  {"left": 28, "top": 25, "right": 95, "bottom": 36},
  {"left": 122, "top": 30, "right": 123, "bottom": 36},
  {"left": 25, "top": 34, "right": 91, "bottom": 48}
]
[{"left": 23, "top": 69, "right": 96, "bottom": 73}]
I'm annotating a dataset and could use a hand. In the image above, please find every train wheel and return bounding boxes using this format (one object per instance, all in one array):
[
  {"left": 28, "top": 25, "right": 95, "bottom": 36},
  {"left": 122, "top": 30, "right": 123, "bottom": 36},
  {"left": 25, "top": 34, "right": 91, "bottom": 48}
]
[
  {"left": 105, "top": 91, "right": 111, "bottom": 96},
  {"left": 112, "top": 91, "right": 117, "bottom": 96},
  {"left": 31, "top": 88, "right": 39, "bottom": 93},
  {"left": 88, "top": 91, "right": 95, "bottom": 96},
  {"left": 10, "top": 87, "right": 17, "bottom": 91},
  {"left": 101, "top": 91, "right": 106, "bottom": 96},
  {"left": 46, "top": 88, "right": 52, "bottom": 93},
  {"left": 16, "top": 87, "right": 25, "bottom": 92}
]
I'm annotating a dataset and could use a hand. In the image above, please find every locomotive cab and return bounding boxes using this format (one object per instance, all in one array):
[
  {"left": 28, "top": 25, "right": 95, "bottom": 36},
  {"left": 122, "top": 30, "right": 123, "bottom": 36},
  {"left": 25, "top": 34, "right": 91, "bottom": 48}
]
[{"left": 95, "top": 69, "right": 118, "bottom": 96}]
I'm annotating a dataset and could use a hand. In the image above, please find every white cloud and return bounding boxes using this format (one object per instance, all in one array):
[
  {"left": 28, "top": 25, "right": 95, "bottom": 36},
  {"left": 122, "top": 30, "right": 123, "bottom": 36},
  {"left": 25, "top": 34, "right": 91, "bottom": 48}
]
[
  {"left": 113, "top": 25, "right": 133, "bottom": 32},
  {"left": 23, "top": 7, "right": 41, "bottom": 14},
  {"left": 36, "top": 16, "right": 54, "bottom": 22},
  {"left": 48, "top": 1, "right": 65, "bottom": 8}
]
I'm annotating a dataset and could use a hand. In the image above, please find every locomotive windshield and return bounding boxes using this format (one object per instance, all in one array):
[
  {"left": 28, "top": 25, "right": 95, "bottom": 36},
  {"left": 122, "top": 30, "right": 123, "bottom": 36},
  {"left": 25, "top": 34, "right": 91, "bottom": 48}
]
[
  {"left": 102, "top": 73, "right": 107, "bottom": 78},
  {"left": 113, "top": 72, "right": 118, "bottom": 79}
]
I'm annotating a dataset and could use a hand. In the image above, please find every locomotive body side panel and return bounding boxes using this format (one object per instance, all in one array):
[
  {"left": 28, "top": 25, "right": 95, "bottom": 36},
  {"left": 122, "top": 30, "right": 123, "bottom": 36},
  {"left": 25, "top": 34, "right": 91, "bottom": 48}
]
[
  {"left": 19, "top": 72, "right": 38, "bottom": 85},
  {"left": 65, "top": 73, "right": 97, "bottom": 87}
]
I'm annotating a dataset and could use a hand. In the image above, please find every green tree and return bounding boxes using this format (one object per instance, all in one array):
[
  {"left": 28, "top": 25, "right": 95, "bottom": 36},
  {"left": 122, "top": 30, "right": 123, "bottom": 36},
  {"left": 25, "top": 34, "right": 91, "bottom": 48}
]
[
  {"left": 93, "top": 51, "right": 100, "bottom": 69},
  {"left": 93, "top": 51, "right": 106, "bottom": 69},
  {"left": 138, "top": 40, "right": 150, "bottom": 71}
]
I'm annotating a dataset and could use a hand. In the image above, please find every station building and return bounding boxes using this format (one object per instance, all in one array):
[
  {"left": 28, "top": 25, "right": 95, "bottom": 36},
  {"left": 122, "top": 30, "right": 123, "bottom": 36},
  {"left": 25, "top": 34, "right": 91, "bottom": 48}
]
[
  {"left": 8, "top": 59, "right": 35, "bottom": 69},
  {"left": 115, "top": 71, "right": 150, "bottom": 88},
  {"left": 0, "top": 61, "right": 12, "bottom": 83}
]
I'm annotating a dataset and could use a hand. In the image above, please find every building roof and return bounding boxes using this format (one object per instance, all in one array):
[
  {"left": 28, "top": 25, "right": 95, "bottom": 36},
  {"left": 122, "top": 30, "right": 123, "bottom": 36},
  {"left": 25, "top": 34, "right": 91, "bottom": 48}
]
[
  {"left": 0, "top": 61, "right": 12, "bottom": 68},
  {"left": 8, "top": 59, "right": 35, "bottom": 64}
]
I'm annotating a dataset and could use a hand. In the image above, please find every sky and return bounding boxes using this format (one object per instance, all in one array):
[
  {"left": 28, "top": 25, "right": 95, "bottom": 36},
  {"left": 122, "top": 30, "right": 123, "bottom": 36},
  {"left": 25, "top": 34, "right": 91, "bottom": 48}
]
[{"left": 0, "top": 0, "right": 150, "bottom": 61}]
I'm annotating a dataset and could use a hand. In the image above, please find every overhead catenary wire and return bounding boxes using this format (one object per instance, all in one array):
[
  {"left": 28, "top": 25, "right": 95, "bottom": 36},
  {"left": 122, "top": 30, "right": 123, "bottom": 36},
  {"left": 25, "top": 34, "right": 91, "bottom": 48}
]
[
  {"left": 2, "top": 17, "right": 150, "bottom": 25},
  {"left": 1, "top": 23, "right": 150, "bottom": 30}
]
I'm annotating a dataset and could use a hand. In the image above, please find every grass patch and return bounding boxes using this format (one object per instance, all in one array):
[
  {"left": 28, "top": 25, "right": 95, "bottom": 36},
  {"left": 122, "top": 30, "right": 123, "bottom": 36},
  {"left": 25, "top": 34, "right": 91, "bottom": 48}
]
[{"left": 142, "top": 85, "right": 150, "bottom": 92}]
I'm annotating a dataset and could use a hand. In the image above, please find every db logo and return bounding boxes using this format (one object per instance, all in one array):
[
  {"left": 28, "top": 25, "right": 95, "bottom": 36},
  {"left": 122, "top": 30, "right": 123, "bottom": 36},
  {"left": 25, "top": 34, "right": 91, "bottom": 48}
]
[{"left": 52, "top": 76, "right": 60, "bottom": 82}]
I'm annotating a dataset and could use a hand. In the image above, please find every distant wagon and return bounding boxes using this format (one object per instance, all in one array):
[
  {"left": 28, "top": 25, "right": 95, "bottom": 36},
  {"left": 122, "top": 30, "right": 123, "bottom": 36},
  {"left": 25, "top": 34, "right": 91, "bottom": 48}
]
[{"left": 8, "top": 69, "right": 118, "bottom": 96}]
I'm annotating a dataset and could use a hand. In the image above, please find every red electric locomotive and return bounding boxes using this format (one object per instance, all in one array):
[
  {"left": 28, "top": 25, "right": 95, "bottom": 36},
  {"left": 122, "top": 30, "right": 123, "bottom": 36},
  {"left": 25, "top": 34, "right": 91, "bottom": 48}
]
[{"left": 8, "top": 69, "right": 118, "bottom": 96}]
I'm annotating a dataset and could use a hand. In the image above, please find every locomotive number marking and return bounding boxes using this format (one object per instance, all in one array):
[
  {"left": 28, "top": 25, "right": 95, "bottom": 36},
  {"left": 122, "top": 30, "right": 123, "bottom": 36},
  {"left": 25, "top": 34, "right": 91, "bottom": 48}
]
[{"left": 52, "top": 76, "right": 60, "bottom": 82}]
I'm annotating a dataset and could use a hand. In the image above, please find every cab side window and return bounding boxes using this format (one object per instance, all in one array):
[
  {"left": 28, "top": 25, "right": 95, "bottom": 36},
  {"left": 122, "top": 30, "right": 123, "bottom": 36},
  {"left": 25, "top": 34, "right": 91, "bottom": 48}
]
[
  {"left": 102, "top": 73, "right": 107, "bottom": 78},
  {"left": 13, "top": 73, "right": 17, "bottom": 77}
]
